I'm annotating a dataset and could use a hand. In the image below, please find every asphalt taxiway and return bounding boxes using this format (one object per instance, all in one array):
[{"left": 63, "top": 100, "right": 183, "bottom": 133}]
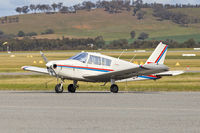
[{"left": 0, "top": 91, "right": 199, "bottom": 133}]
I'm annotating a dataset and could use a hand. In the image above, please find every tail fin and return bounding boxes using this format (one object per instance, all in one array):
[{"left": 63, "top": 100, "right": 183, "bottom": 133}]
[{"left": 146, "top": 42, "right": 168, "bottom": 64}]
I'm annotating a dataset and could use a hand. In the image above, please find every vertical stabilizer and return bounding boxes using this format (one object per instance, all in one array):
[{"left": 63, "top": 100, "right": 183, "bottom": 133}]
[{"left": 146, "top": 42, "right": 168, "bottom": 64}]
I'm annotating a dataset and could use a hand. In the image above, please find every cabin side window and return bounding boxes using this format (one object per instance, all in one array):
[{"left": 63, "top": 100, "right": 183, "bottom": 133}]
[
  {"left": 88, "top": 55, "right": 101, "bottom": 65},
  {"left": 102, "top": 58, "right": 111, "bottom": 66}
]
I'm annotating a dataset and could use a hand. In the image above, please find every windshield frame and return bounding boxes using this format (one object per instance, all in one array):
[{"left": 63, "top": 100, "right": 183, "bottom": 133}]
[{"left": 68, "top": 52, "right": 88, "bottom": 63}]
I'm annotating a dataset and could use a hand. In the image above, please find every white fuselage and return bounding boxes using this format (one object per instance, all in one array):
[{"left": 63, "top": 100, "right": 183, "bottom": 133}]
[{"left": 46, "top": 52, "right": 139, "bottom": 82}]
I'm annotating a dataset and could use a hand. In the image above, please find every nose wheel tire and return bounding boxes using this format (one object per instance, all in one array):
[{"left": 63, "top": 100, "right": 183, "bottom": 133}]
[
  {"left": 110, "top": 84, "right": 119, "bottom": 93},
  {"left": 55, "top": 84, "right": 64, "bottom": 93},
  {"left": 68, "top": 84, "right": 76, "bottom": 93}
]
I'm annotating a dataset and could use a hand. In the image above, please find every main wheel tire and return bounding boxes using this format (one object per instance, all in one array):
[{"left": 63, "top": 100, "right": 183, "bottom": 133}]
[
  {"left": 110, "top": 84, "right": 119, "bottom": 93},
  {"left": 55, "top": 84, "right": 64, "bottom": 93},
  {"left": 68, "top": 84, "right": 76, "bottom": 93}
]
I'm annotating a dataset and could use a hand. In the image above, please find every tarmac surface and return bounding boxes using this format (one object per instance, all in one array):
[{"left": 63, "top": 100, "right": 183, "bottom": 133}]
[{"left": 0, "top": 91, "right": 200, "bottom": 133}]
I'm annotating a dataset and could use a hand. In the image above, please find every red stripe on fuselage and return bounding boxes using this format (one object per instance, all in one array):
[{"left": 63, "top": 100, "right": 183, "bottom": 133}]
[
  {"left": 147, "top": 75, "right": 158, "bottom": 78},
  {"left": 147, "top": 62, "right": 152, "bottom": 64},
  {"left": 155, "top": 45, "right": 168, "bottom": 63},
  {"left": 57, "top": 65, "right": 114, "bottom": 71}
]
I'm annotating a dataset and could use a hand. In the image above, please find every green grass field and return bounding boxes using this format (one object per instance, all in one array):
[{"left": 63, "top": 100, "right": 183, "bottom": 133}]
[
  {"left": 0, "top": 73, "right": 199, "bottom": 91},
  {"left": 1, "top": 8, "right": 200, "bottom": 42},
  {"left": 0, "top": 49, "right": 199, "bottom": 91}
]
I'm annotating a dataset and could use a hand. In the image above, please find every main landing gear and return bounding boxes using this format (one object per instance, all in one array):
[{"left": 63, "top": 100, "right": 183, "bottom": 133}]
[
  {"left": 110, "top": 84, "right": 119, "bottom": 93},
  {"left": 110, "top": 79, "right": 119, "bottom": 93},
  {"left": 68, "top": 80, "right": 78, "bottom": 93},
  {"left": 55, "top": 80, "right": 78, "bottom": 93}
]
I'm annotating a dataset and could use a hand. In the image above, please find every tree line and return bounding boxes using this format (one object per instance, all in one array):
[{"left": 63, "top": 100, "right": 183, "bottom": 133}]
[
  {"left": 153, "top": 5, "right": 200, "bottom": 25},
  {"left": 15, "top": 0, "right": 200, "bottom": 15},
  {"left": 14, "top": 0, "right": 200, "bottom": 22},
  {"left": 0, "top": 36, "right": 199, "bottom": 51}
]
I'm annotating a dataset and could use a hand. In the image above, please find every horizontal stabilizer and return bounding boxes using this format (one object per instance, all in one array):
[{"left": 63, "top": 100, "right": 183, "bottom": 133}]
[
  {"left": 155, "top": 71, "right": 184, "bottom": 76},
  {"left": 21, "top": 66, "right": 48, "bottom": 74}
]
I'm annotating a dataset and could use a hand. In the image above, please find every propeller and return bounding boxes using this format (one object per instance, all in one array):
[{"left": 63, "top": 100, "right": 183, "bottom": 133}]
[
  {"left": 40, "top": 51, "right": 57, "bottom": 77},
  {"left": 40, "top": 51, "right": 48, "bottom": 63}
]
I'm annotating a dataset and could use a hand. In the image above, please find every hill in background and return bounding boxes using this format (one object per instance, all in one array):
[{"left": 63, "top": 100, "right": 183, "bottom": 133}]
[{"left": 0, "top": 8, "right": 200, "bottom": 42}]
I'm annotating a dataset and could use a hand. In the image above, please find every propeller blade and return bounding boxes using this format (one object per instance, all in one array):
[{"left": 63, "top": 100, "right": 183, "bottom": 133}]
[{"left": 40, "top": 51, "right": 48, "bottom": 63}]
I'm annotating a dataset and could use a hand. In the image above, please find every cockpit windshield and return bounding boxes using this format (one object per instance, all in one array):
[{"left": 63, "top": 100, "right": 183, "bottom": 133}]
[{"left": 68, "top": 52, "right": 88, "bottom": 63}]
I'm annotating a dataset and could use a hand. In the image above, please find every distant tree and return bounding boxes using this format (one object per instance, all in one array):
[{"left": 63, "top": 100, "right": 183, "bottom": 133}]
[
  {"left": 133, "top": 0, "right": 143, "bottom": 16},
  {"left": 183, "top": 38, "right": 196, "bottom": 48},
  {"left": 138, "top": 32, "right": 149, "bottom": 40},
  {"left": 18, "top": 31, "right": 25, "bottom": 37},
  {"left": 95, "top": 0, "right": 102, "bottom": 8},
  {"left": 30, "top": 4, "right": 37, "bottom": 13},
  {"left": 22, "top": 6, "right": 30, "bottom": 14},
  {"left": 41, "top": 29, "right": 54, "bottom": 35},
  {"left": 109, "top": 39, "right": 129, "bottom": 49},
  {"left": 82, "top": 1, "right": 95, "bottom": 11},
  {"left": 51, "top": 3, "right": 58, "bottom": 12},
  {"left": 73, "top": 4, "right": 82, "bottom": 12},
  {"left": 57, "top": 3, "right": 63, "bottom": 11},
  {"left": 36, "top": 4, "right": 41, "bottom": 12},
  {"left": 130, "top": 31, "right": 136, "bottom": 39},
  {"left": 45, "top": 29, "right": 54, "bottom": 34},
  {"left": 133, "top": 8, "right": 138, "bottom": 16},
  {"left": 101, "top": 1, "right": 110, "bottom": 10},
  {"left": 26, "top": 32, "right": 37, "bottom": 36},
  {"left": 15, "top": 7, "right": 22, "bottom": 14},
  {"left": 124, "top": 1, "right": 131, "bottom": 11},
  {"left": 137, "top": 10, "right": 146, "bottom": 20},
  {"left": 94, "top": 36, "right": 105, "bottom": 48},
  {"left": 134, "top": 0, "right": 143, "bottom": 7},
  {"left": 38, "top": 4, "right": 52, "bottom": 12},
  {"left": 45, "top": 5, "right": 52, "bottom": 12},
  {"left": 153, "top": 7, "right": 200, "bottom": 25},
  {"left": 109, "top": 1, "right": 123, "bottom": 13},
  {"left": 59, "top": 6, "right": 69, "bottom": 13},
  {"left": 68, "top": 6, "right": 75, "bottom": 12}
]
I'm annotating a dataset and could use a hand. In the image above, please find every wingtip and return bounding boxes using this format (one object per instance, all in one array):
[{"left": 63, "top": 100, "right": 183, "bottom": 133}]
[{"left": 21, "top": 66, "right": 28, "bottom": 70}]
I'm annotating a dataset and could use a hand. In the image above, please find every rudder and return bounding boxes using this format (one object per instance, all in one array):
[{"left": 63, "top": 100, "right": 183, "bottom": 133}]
[{"left": 146, "top": 42, "right": 168, "bottom": 64}]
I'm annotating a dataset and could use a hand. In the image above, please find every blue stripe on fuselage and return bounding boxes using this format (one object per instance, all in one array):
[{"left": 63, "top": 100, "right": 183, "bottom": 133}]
[
  {"left": 57, "top": 66, "right": 111, "bottom": 72},
  {"left": 138, "top": 76, "right": 158, "bottom": 79}
]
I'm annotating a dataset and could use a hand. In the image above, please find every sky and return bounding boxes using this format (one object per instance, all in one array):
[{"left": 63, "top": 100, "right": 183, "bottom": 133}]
[{"left": 0, "top": 0, "right": 200, "bottom": 17}]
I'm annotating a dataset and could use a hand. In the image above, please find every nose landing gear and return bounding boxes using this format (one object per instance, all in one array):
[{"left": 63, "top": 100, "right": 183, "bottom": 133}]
[
  {"left": 55, "top": 79, "right": 64, "bottom": 93},
  {"left": 55, "top": 83, "right": 64, "bottom": 93}
]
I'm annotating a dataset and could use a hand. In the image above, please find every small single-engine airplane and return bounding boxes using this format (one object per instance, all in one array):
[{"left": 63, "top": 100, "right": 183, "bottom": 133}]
[{"left": 22, "top": 42, "right": 184, "bottom": 93}]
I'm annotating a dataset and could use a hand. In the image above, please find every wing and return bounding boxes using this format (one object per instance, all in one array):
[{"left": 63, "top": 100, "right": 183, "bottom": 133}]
[
  {"left": 83, "top": 64, "right": 169, "bottom": 82},
  {"left": 22, "top": 66, "right": 49, "bottom": 74}
]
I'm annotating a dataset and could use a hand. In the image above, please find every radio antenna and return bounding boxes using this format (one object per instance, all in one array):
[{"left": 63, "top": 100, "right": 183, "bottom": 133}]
[
  {"left": 118, "top": 49, "right": 127, "bottom": 59},
  {"left": 130, "top": 54, "right": 136, "bottom": 63}
]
